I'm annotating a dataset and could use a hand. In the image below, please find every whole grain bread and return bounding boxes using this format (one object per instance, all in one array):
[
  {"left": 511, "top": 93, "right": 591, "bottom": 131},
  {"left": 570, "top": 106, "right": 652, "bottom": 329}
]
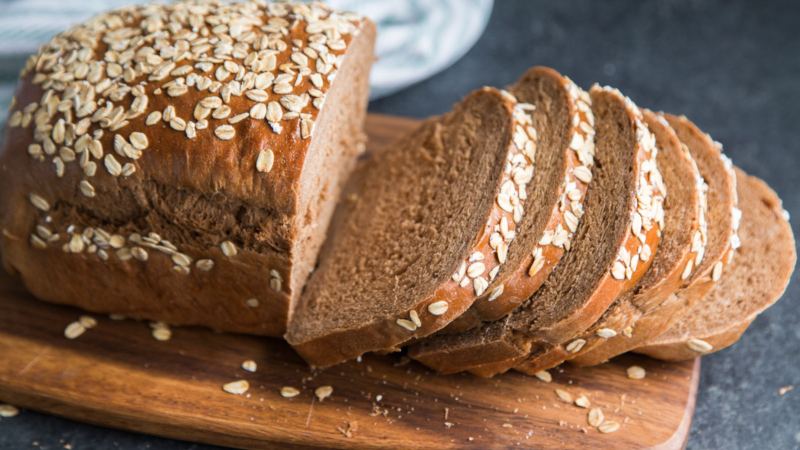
[
  {"left": 434, "top": 67, "right": 595, "bottom": 335},
  {"left": 408, "top": 85, "right": 665, "bottom": 375},
  {"left": 286, "top": 87, "right": 539, "bottom": 368},
  {"left": 0, "top": 1, "right": 376, "bottom": 337},
  {"left": 635, "top": 168, "right": 795, "bottom": 360},
  {"left": 513, "top": 109, "right": 704, "bottom": 375},
  {"left": 569, "top": 113, "right": 739, "bottom": 366}
]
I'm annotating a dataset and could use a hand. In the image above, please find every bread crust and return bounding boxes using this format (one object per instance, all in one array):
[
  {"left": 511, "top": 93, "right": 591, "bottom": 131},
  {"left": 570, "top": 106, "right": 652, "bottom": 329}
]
[
  {"left": 440, "top": 68, "right": 595, "bottom": 334},
  {"left": 0, "top": 1, "right": 375, "bottom": 336},
  {"left": 635, "top": 169, "right": 795, "bottom": 361},
  {"left": 288, "top": 88, "right": 540, "bottom": 368}
]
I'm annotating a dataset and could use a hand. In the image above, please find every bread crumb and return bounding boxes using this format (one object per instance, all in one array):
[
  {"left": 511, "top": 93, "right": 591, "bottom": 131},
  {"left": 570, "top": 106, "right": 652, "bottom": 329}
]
[
  {"left": 337, "top": 421, "right": 358, "bottom": 438},
  {"left": 779, "top": 385, "right": 793, "bottom": 395}
]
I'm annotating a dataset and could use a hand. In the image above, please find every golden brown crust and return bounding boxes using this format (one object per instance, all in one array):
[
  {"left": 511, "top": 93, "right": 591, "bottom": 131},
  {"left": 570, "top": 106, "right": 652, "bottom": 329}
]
[
  {"left": 440, "top": 68, "right": 595, "bottom": 334},
  {"left": 0, "top": 1, "right": 375, "bottom": 336},
  {"left": 289, "top": 88, "right": 540, "bottom": 368}
]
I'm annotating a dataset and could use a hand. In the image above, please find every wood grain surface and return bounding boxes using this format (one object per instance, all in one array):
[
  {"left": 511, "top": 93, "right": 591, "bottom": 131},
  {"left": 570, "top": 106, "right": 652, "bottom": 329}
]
[{"left": 0, "top": 114, "right": 698, "bottom": 450}]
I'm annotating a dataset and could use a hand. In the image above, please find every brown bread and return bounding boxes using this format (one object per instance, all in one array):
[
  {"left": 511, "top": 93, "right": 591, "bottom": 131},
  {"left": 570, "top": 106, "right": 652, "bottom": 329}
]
[
  {"left": 287, "top": 87, "right": 539, "bottom": 368},
  {"left": 635, "top": 168, "right": 794, "bottom": 360},
  {"left": 569, "top": 113, "right": 740, "bottom": 366},
  {"left": 513, "top": 109, "right": 704, "bottom": 375},
  {"left": 430, "top": 67, "right": 595, "bottom": 335},
  {"left": 409, "top": 85, "right": 664, "bottom": 375},
  {"left": 0, "top": 1, "right": 376, "bottom": 337}
]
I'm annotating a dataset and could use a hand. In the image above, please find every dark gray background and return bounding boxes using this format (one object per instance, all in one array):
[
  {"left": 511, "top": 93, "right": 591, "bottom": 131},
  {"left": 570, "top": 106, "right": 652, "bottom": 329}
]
[{"left": 1, "top": 0, "right": 799, "bottom": 448}]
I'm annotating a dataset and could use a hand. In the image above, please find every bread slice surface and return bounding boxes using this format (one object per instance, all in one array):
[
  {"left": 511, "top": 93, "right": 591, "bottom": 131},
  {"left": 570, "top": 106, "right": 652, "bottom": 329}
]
[
  {"left": 432, "top": 67, "right": 595, "bottom": 335},
  {"left": 635, "top": 168, "right": 795, "bottom": 360},
  {"left": 287, "top": 87, "right": 538, "bottom": 367},
  {"left": 569, "top": 113, "right": 740, "bottom": 366},
  {"left": 409, "top": 85, "right": 664, "bottom": 375},
  {"left": 513, "top": 109, "right": 703, "bottom": 374}
]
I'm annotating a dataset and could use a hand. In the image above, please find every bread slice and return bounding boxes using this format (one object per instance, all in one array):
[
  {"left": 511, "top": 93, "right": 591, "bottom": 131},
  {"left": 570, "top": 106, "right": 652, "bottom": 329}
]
[
  {"left": 0, "top": 1, "right": 376, "bottom": 337},
  {"left": 568, "top": 113, "right": 740, "bottom": 366},
  {"left": 408, "top": 85, "right": 665, "bottom": 374},
  {"left": 512, "top": 109, "right": 704, "bottom": 375},
  {"left": 286, "top": 87, "right": 538, "bottom": 367},
  {"left": 435, "top": 67, "right": 595, "bottom": 335},
  {"left": 635, "top": 168, "right": 795, "bottom": 360}
]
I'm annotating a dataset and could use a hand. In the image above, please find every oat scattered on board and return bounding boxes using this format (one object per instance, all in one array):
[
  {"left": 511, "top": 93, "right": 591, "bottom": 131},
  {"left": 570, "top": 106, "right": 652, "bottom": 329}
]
[
  {"left": 64, "top": 321, "right": 86, "bottom": 339},
  {"left": 315, "top": 386, "right": 333, "bottom": 401},
  {"left": 241, "top": 360, "right": 257, "bottom": 372},
  {"left": 0, "top": 404, "right": 20, "bottom": 418},
  {"left": 534, "top": 370, "right": 552, "bottom": 382},
  {"left": 574, "top": 395, "right": 590, "bottom": 408},
  {"left": 223, "top": 380, "right": 250, "bottom": 395},
  {"left": 555, "top": 389, "right": 572, "bottom": 403},
  {"left": 627, "top": 365, "right": 646, "bottom": 379},
  {"left": 281, "top": 386, "right": 300, "bottom": 398},
  {"left": 598, "top": 420, "right": 620, "bottom": 433},
  {"left": 587, "top": 408, "right": 604, "bottom": 427}
]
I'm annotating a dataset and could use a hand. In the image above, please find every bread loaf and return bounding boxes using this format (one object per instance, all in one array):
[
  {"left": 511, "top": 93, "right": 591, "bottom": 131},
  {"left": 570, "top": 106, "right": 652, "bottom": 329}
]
[
  {"left": 569, "top": 113, "right": 739, "bottom": 366},
  {"left": 513, "top": 109, "right": 705, "bottom": 375},
  {"left": 0, "top": 0, "right": 375, "bottom": 336},
  {"left": 435, "top": 67, "right": 594, "bottom": 335},
  {"left": 635, "top": 168, "right": 795, "bottom": 360},
  {"left": 286, "top": 87, "right": 538, "bottom": 368},
  {"left": 409, "top": 85, "right": 665, "bottom": 375}
]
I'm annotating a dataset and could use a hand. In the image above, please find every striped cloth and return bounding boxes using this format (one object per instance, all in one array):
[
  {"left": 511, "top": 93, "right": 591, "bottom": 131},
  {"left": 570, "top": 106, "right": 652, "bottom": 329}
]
[{"left": 0, "top": 0, "right": 492, "bottom": 125}]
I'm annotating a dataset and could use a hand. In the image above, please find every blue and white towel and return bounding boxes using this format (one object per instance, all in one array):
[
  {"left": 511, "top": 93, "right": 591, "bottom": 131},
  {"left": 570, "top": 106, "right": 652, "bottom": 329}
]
[{"left": 0, "top": 0, "right": 493, "bottom": 124}]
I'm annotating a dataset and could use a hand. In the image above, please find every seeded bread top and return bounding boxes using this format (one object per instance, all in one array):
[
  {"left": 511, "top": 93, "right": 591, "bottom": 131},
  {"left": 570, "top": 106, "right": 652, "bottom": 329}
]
[{"left": 2, "top": 0, "right": 368, "bottom": 217}]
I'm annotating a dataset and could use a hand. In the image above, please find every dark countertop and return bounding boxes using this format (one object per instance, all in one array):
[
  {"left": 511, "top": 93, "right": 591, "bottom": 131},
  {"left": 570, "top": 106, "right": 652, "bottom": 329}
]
[{"left": 1, "top": 0, "right": 798, "bottom": 448}]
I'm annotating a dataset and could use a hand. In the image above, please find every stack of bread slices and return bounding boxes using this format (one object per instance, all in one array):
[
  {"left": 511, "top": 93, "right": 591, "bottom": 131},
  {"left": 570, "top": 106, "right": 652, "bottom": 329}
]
[
  {"left": 0, "top": 0, "right": 792, "bottom": 378},
  {"left": 288, "top": 66, "right": 796, "bottom": 374}
]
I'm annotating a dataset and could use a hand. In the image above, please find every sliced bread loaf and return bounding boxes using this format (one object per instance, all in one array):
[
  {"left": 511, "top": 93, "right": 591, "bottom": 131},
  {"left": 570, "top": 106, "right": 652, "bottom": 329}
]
[
  {"left": 436, "top": 67, "right": 595, "bottom": 335},
  {"left": 512, "top": 109, "right": 704, "bottom": 375},
  {"left": 569, "top": 113, "right": 739, "bottom": 366},
  {"left": 635, "top": 168, "right": 795, "bottom": 360},
  {"left": 286, "top": 87, "right": 537, "bottom": 367},
  {"left": 408, "top": 85, "right": 665, "bottom": 374},
  {"left": 0, "top": 1, "right": 376, "bottom": 337}
]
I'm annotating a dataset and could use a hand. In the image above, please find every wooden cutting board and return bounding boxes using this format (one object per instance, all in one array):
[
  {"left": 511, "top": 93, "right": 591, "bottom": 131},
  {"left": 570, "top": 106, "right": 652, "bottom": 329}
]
[{"left": 0, "top": 114, "right": 699, "bottom": 450}]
